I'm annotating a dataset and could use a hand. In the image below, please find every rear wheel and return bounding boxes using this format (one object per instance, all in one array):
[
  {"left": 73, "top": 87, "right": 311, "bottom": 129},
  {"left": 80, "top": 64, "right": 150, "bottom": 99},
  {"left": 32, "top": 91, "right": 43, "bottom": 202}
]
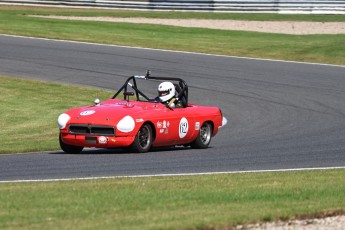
[
  {"left": 191, "top": 122, "right": 212, "bottom": 149},
  {"left": 59, "top": 134, "right": 84, "bottom": 154},
  {"left": 130, "top": 124, "right": 153, "bottom": 153}
]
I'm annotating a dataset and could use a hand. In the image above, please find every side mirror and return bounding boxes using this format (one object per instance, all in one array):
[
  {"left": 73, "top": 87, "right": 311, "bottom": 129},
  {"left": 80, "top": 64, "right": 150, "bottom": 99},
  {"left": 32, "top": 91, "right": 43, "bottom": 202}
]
[
  {"left": 94, "top": 98, "right": 100, "bottom": 106},
  {"left": 124, "top": 92, "right": 135, "bottom": 101}
]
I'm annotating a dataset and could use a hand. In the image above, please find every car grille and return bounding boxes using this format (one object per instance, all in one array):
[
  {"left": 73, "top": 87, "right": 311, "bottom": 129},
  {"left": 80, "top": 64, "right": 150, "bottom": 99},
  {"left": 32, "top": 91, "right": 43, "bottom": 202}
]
[{"left": 68, "top": 124, "right": 115, "bottom": 136}]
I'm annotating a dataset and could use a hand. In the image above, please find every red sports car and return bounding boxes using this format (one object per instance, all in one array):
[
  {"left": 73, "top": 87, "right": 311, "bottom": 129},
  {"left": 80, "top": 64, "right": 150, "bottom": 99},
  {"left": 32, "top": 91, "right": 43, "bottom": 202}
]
[{"left": 57, "top": 71, "right": 227, "bottom": 153}]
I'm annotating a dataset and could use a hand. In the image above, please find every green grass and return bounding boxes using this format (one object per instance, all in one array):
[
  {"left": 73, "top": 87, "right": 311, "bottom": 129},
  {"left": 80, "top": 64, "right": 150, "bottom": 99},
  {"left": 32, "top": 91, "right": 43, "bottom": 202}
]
[
  {"left": 0, "top": 6, "right": 345, "bottom": 65},
  {"left": 0, "top": 170, "right": 345, "bottom": 230},
  {"left": 0, "top": 76, "right": 111, "bottom": 154}
]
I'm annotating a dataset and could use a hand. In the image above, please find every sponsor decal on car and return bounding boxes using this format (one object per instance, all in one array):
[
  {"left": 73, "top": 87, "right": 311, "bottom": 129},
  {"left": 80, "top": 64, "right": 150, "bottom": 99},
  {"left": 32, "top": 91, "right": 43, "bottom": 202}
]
[
  {"left": 80, "top": 110, "right": 95, "bottom": 116},
  {"left": 157, "top": 120, "right": 170, "bottom": 134},
  {"left": 115, "top": 102, "right": 128, "bottom": 105},
  {"left": 98, "top": 136, "right": 108, "bottom": 144},
  {"left": 195, "top": 122, "right": 200, "bottom": 130},
  {"left": 116, "top": 102, "right": 134, "bottom": 107},
  {"left": 179, "top": 117, "right": 189, "bottom": 138}
]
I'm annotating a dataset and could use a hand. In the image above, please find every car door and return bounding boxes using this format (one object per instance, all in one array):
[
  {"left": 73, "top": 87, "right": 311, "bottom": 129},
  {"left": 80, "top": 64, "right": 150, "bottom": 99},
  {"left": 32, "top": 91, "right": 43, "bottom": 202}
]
[
  {"left": 151, "top": 104, "right": 197, "bottom": 147},
  {"left": 164, "top": 106, "right": 196, "bottom": 145}
]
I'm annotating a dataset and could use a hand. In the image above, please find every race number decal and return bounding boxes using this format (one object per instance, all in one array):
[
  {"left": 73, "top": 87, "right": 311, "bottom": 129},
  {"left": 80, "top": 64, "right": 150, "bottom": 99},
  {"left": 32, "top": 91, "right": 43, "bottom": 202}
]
[
  {"left": 80, "top": 110, "right": 95, "bottom": 116},
  {"left": 179, "top": 117, "right": 189, "bottom": 138}
]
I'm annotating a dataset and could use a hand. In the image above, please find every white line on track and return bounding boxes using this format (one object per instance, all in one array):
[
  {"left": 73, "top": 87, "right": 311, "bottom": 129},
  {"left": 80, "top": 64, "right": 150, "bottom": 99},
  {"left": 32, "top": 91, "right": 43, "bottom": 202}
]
[
  {"left": 1, "top": 34, "right": 344, "bottom": 68},
  {"left": 1, "top": 166, "right": 345, "bottom": 183}
]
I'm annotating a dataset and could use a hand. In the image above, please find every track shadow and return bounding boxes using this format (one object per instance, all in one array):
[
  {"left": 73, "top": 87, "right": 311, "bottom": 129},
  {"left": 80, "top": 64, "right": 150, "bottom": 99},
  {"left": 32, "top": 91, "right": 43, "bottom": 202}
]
[{"left": 48, "top": 145, "right": 195, "bottom": 155}]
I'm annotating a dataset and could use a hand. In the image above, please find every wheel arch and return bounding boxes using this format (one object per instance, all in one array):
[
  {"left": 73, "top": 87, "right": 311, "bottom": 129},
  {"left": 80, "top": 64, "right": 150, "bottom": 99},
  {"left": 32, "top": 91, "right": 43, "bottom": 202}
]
[
  {"left": 203, "top": 120, "right": 214, "bottom": 135},
  {"left": 142, "top": 121, "right": 156, "bottom": 143}
]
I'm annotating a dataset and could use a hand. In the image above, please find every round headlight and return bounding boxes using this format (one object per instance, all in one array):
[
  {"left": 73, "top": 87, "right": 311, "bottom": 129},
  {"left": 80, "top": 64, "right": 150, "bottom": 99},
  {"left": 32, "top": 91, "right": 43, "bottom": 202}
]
[
  {"left": 57, "top": 113, "right": 70, "bottom": 129},
  {"left": 117, "top": 116, "right": 135, "bottom": 133}
]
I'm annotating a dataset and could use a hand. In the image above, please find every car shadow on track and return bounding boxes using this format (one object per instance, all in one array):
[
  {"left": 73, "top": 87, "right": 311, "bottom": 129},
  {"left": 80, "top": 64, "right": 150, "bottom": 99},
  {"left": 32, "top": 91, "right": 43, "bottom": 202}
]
[{"left": 48, "top": 146, "right": 195, "bottom": 155}]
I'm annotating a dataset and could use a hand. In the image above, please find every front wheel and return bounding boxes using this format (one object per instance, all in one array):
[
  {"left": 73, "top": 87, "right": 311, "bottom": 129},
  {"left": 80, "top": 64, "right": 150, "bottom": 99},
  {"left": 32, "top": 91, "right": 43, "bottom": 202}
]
[
  {"left": 130, "top": 124, "right": 153, "bottom": 153},
  {"left": 191, "top": 122, "right": 212, "bottom": 149},
  {"left": 59, "top": 134, "right": 84, "bottom": 154}
]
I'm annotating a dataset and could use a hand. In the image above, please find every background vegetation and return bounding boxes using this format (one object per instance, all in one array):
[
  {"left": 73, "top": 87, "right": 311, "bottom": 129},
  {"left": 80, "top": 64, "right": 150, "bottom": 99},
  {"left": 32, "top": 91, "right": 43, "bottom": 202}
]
[{"left": 0, "top": 6, "right": 344, "bottom": 65}]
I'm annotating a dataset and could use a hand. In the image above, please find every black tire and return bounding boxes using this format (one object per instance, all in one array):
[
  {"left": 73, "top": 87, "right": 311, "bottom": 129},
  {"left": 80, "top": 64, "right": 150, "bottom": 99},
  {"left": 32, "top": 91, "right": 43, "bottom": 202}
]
[
  {"left": 59, "top": 134, "right": 84, "bottom": 154},
  {"left": 191, "top": 122, "right": 212, "bottom": 149},
  {"left": 130, "top": 124, "right": 153, "bottom": 153}
]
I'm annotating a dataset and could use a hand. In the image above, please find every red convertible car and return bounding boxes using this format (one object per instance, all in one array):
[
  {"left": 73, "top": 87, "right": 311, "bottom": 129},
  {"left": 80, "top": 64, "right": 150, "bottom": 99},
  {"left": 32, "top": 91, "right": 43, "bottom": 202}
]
[{"left": 57, "top": 71, "right": 227, "bottom": 153}]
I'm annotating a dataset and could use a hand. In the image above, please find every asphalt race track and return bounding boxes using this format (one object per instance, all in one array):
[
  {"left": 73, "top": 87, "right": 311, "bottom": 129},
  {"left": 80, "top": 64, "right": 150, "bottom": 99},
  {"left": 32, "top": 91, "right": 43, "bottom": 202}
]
[{"left": 1, "top": 35, "right": 345, "bottom": 181}]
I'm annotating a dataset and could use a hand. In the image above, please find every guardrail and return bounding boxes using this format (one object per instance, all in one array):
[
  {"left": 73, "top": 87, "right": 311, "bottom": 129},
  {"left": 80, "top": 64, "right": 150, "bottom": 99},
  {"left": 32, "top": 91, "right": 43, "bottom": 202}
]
[{"left": 1, "top": 0, "right": 344, "bottom": 14}]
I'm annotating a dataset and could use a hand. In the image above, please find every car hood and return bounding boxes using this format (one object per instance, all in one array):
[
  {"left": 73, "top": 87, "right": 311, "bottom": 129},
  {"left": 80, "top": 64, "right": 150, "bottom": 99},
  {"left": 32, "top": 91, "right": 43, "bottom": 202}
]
[{"left": 65, "top": 100, "right": 148, "bottom": 126}]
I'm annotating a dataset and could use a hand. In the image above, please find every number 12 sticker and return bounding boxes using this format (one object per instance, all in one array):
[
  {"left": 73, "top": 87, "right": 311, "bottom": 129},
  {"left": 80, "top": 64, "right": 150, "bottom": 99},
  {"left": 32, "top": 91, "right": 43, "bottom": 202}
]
[{"left": 179, "top": 117, "right": 189, "bottom": 138}]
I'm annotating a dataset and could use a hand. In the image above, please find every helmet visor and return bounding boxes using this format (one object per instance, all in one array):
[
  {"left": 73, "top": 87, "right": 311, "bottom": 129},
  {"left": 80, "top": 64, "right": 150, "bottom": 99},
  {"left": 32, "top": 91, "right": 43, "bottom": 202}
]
[{"left": 159, "top": 90, "right": 170, "bottom": 97}]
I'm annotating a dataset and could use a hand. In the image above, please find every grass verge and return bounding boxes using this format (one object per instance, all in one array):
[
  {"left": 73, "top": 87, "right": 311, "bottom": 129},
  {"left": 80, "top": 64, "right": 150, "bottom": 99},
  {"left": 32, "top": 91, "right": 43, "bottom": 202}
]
[
  {"left": 0, "top": 6, "right": 345, "bottom": 65},
  {"left": 0, "top": 170, "right": 345, "bottom": 229},
  {"left": 0, "top": 76, "right": 111, "bottom": 154}
]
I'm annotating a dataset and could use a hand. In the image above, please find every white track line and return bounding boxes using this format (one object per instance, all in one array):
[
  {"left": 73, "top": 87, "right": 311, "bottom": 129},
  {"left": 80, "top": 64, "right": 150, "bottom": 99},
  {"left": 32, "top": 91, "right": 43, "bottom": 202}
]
[
  {"left": 1, "top": 166, "right": 345, "bottom": 183},
  {"left": 1, "top": 34, "right": 344, "bottom": 68}
]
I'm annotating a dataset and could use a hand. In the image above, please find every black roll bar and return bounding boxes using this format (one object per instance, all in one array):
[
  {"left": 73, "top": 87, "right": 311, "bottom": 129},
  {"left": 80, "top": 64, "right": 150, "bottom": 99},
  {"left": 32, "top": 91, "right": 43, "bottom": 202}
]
[{"left": 112, "top": 70, "right": 188, "bottom": 104}]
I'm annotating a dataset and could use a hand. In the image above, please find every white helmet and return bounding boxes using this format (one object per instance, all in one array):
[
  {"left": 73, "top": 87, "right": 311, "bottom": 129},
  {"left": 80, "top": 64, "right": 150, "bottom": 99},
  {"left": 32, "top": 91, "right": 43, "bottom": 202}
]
[{"left": 158, "top": 82, "right": 175, "bottom": 102}]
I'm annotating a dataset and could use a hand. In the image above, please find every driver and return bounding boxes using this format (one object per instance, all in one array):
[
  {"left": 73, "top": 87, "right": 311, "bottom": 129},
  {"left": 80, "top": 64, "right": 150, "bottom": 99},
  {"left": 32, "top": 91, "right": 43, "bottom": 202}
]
[{"left": 157, "top": 82, "right": 183, "bottom": 108}]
